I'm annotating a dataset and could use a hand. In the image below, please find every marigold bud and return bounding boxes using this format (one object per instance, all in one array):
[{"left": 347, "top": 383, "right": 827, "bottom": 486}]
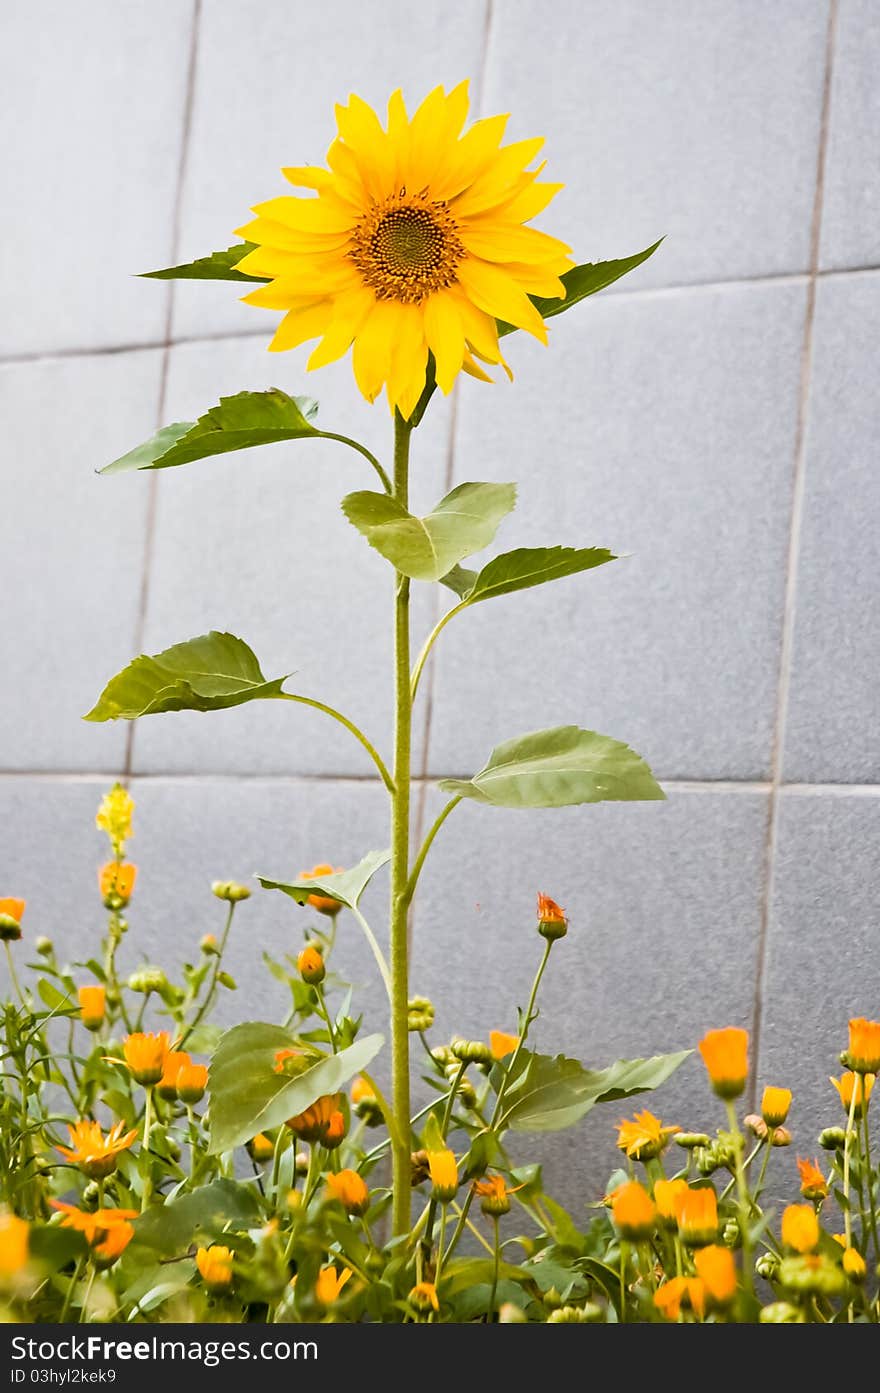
[
  {"left": 653, "top": 1178, "right": 688, "bottom": 1228},
  {"left": 698, "top": 1026, "right": 749, "bottom": 1100},
  {"left": 122, "top": 1031, "right": 169, "bottom": 1086},
  {"left": 326, "top": 1168, "right": 370, "bottom": 1217},
  {"left": 444, "top": 1062, "right": 477, "bottom": 1107},
  {"left": 408, "top": 995, "right": 435, "bottom": 1031},
  {"left": 35, "top": 936, "right": 54, "bottom": 957},
  {"left": 473, "top": 1174, "right": 513, "bottom": 1217},
  {"left": 760, "top": 1300, "right": 805, "bottom": 1323},
  {"left": 846, "top": 1017, "right": 880, "bottom": 1075},
  {"left": 428, "top": 1149, "right": 458, "bottom": 1203},
  {"left": 297, "top": 946, "right": 325, "bottom": 985},
  {"left": 674, "top": 1132, "right": 712, "bottom": 1150},
  {"left": 678, "top": 1187, "right": 718, "bottom": 1247},
  {"left": 796, "top": 1157, "right": 829, "bottom": 1201},
  {"left": 127, "top": 966, "right": 168, "bottom": 996},
  {"left": 778, "top": 1254, "right": 846, "bottom": 1297},
  {"left": 818, "top": 1126, "right": 847, "bottom": 1151},
  {"left": 760, "top": 1086, "right": 792, "bottom": 1128},
  {"left": 78, "top": 985, "right": 106, "bottom": 1032},
  {"left": 323, "top": 1109, "right": 346, "bottom": 1149},
  {"left": 350, "top": 1075, "right": 382, "bottom": 1126},
  {"left": 744, "top": 1114, "right": 768, "bottom": 1140},
  {"left": 771, "top": 1126, "right": 792, "bottom": 1147},
  {"left": 450, "top": 1038, "right": 492, "bottom": 1066},
  {"left": 157, "top": 1050, "right": 191, "bottom": 1102},
  {"left": 536, "top": 892, "right": 567, "bottom": 941},
  {"left": 842, "top": 1246, "right": 867, "bottom": 1283},
  {"left": 546, "top": 1305, "right": 592, "bottom": 1322},
  {"left": 211, "top": 880, "right": 251, "bottom": 903},
  {"left": 408, "top": 1281, "right": 439, "bottom": 1315},
  {"left": 300, "top": 864, "right": 344, "bottom": 917},
  {"left": 200, "top": 933, "right": 220, "bottom": 955},
  {"left": 176, "top": 1063, "right": 208, "bottom": 1105},
  {"left": 196, "top": 1244, "right": 233, "bottom": 1291},
  {"left": 722, "top": 1217, "right": 741, "bottom": 1249},
  {"left": 610, "top": 1181, "right": 655, "bottom": 1241},
  {"left": 411, "top": 1149, "right": 430, "bottom": 1185},
  {"left": 755, "top": 1252, "right": 780, "bottom": 1282},
  {"left": 693, "top": 1245, "right": 737, "bottom": 1308},
  {"left": 248, "top": 1133, "right": 276, "bottom": 1164},
  {"left": 781, "top": 1204, "right": 819, "bottom": 1254},
  {"left": 0, "top": 905, "right": 24, "bottom": 943}
]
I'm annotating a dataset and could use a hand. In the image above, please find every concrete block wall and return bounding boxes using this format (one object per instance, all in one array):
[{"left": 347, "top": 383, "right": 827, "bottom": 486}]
[{"left": 2, "top": 0, "right": 878, "bottom": 1207}]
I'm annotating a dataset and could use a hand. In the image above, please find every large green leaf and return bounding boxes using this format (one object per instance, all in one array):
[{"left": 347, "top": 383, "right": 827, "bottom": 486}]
[
  {"left": 498, "top": 240, "right": 663, "bottom": 337},
  {"left": 140, "top": 243, "right": 266, "bottom": 283},
  {"left": 131, "top": 1179, "right": 263, "bottom": 1256},
  {"left": 439, "top": 725, "right": 665, "bottom": 808},
  {"left": 342, "top": 482, "right": 516, "bottom": 582},
  {"left": 208, "top": 1021, "right": 383, "bottom": 1153},
  {"left": 84, "top": 631, "right": 290, "bottom": 721},
  {"left": 440, "top": 545, "right": 617, "bottom": 605},
  {"left": 101, "top": 389, "right": 320, "bottom": 475},
  {"left": 257, "top": 850, "right": 390, "bottom": 910},
  {"left": 501, "top": 1049, "right": 691, "bottom": 1133}
]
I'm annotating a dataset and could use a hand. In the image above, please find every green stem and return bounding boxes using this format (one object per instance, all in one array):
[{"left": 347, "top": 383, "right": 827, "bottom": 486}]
[
  {"left": 488, "top": 1216, "right": 500, "bottom": 1322},
  {"left": 389, "top": 412, "right": 413, "bottom": 1238},
  {"left": 862, "top": 1101, "right": 880, "bottom": 1262},
  {"left": 317, "top": 431, "right": 392, "bottom": 494},
  {"left": 79, "top": 1264, "right": 97, "bottom": 1323},
  {"left": 4, "top": 942, "right": 25, "bottom": 1009},
  {"left": 141, "top": 1086, "right": 154, "bottom": 1213},
  {"left": 491, "top": 940, "right": 553, "bottom": 1131},
  {"left": 404, "top": 797, "right": 462, "bottom": 905},
  {"left": 61, "top": 1256, "right": 85, "bottom": 1323},
  {"left": 843, "top": 1084, "right": 860, "bottom": 1251},
  {"left": 619, "top": 1240, "right": 628, "bottom": 1323},
  {"left": 279, "top": 694, "right": 394, "bottom": 792},
  {"left": 752, "top": 1137, "right": 773, "bottom": 1207},
  {"left": 725, "top": 1100, "right": 753, "bottom": 1296},
  {"left": 180, "top": 903, "right": 236, "bottom": 1048},
  {"left": 351, "top": 907, "right": 392, "bottom": 1002},
  {"left": 410, "top": 601, "right": 467, "bottom": 702},
  {"left": 314, "top": 984, "right": 337, "bottom": 1054}
]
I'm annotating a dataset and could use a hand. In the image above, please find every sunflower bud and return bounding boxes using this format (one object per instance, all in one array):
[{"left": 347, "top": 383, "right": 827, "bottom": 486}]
[
  {"left": 450, "top": 1038, "right": 493, "bottom": 1066},
  {"left": 211, "top": 880, "right": 251, "bottom": 903},
  {"left": 297, "top": 946, "right": 325, "bottom": 985},
  {"left": 536, "top": 892, "right": 567, "bottom": 941},
  {"left": 408, "top": 995, "right": 435, "bottom": 1031}
]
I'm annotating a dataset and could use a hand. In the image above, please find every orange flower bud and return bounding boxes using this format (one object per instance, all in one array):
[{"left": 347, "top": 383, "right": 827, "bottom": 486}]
[
  {"left": 326, "top": 1169, "right": 370, "bottom": 1216},
  {"left": 698, "top": 1027, "right": 749, "bottom": 1099},
  {"left": 653, "top": 1178, "right": 689, "bottom": 1227},
  {"left": 78, "top": 985, "right": 106, "bottom": 1032},
  {"left": 123, "top": 1031, "right": 169, "bottom": 1086},
  {"left": 536, "top": 892, "right": 567, "bottom": 941},
  {"left": 610, "top": 1181, "right": 655, "bottom": 1241},
  {"left": 156, "top": 1050, "right": 191, "bottom": 1101},
  {"left": 760, "top": 1086, "right": 792, "bottom": 1128},
  {"left": 489, "top": 1030, "right": 519, "bottom": 1061},
  {"left": 693, "top": 1245, "right": 737, "bottom": 1308},
  {"left": 0, "top": 898, "right": 25, "bottom": 943},
  {"left": 678, "top": 1187, "right": 719, "bottom": 1247},
  {"left": 196, "top": 1244, "right": 233, "bottom": 1291},
  {"left": 176, "top": 1063, "right": 208, "bottom": 1105},
  {"left": 830, "top": 1071, "right": 874, "bottom": 1117},
  {"left": 98, "top": 862, "right": 137, "bottom": 907},
  {"left": 796, "top": 1157, "right": 829, "bottom": 1202},
  {"left": 297, "top": 945, "right": 325, "bottom": 985},
  {"left": 781, "top": 1203, "right": 820, "bottom": 1254},
  {"left": 847, "top": 1017, "right": 880, "bottom": 1075}
]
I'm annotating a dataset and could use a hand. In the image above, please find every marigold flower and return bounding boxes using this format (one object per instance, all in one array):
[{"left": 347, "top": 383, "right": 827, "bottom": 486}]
[
  {"left": 693, "top": 1245, "right": 737, "bottom": 1308},
  {"left": 760, "top": 1086, "right": 792, "bottom": 1129},
  {"left": 92, "top": 1221, "right": 134, "bottom": 1269},
  {"left": 698, "top": 1027, "right": 749, "bottom": 1099},
  {"left": 653, "top": 1178, "right": 689, "bottom": 1227},
  {"left": 831, "top": 1071, "right": 874, "bottom": 1117},
  {"left": 176, "top": 1063, "right": 208, "bottom": 1105},
  {"left": 351, "top": 1076, "right": 375, "bottom": 1105},
  {"left": 248, "top": 1133, "right": 276, "bottom": 1164},
  {"left": 196, "top": 1244, "right": 233, "bottom": 1291},
  {"left": 287, "top": 1094, "right": 339, "bottom": 1143},
  {"left": 536, "top": 892, "right": 567, "bottom": 941},
  {"left": 489, "top": 1030, "right": 519, "bottom": 1061},
  {"left": 610, "top": 1181, "right": 655, "bottom": 1241},
  {"left": 56, "top": 1120, "right": 138, "bottom": 1180},
  {"left": 408, "top": 1280, "right": 440, "bottom": 1314},
  {"left": 314, "top": 1265, "right": 352, "bottom": 1307},
  {"left": 0, "top": 1213, "right": 29, "bottom": 1276},
  {"left": 299, "top": 865, "right": 344, "bottom": 917},
  {"left": 123, "top": 1032, "right": 169, "bottom": 1086},
  {"left": 95, "top": 784, "right": 134, "bottom": 853},
  {"left": 847, "top": 1017, "right": 880, "bottom": 1075},
  {"left": 98, "top": 862, "right": 137, "bottom": 907},
  {"left": 841, "top": 1246, "right": 867, "bottom": 1283},
  {"left": 654, "top": 1276, "right": 705, "bottom": 1321},
  {"left": 781, "top": 1203, "right": 820, "bottom": 1254},
  {"left": 427, "top": 1148, "right": 458, "bottom": 1203},
  {"left": 323, "top": 1109, "right": 347, "bottom": 1149},
  {"left": 616, "top": 1109, "right": 681, "bottom": 1162},
  {"left": 78, "top": 985, "right": 106, "bottom": 1032},
  {"left": 157, "top": 1050, "right": 192, "bottom": 1101},
  {"left": 0, "top": 898, "right": 25, "bottom": 942},
  {"left": 51, "top": 1202, "right": 138, "bottom": 1247},
  {"left": 326, "top": 1168, "right": 370, "bottom": 1216},
  {"left": 297, "top": 945, "right": 325, "bottom": 985},
  {"left": 473, "top": 1173, "right": 523, "bottom": 1217},
  {"left": 677, "top": 1187, "right": 718, "bottom": 1247},
  {"left": 274, "top": 1047, "right": 309, "bottom": 1076},
  {"left": 796, "top": 1157, "right": 829, "bottom": 1202}
]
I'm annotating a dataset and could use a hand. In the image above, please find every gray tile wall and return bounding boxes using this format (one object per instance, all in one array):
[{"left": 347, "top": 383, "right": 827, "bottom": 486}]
[{"left": 2, "top": 1, "right": 877, "bottom": 1212}]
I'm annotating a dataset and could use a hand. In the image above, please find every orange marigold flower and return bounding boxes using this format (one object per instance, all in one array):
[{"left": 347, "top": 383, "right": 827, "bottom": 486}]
[
  {"left": 678, "top": 1187, "right": 718, "bottom": 1247},
  {"left": 760, "top": 1086, "right": 792, "bottom": 1129},
  {"left": 56, "top": 1120, "right": 138, "bottom": 1180},
  {"left": 473, "top": 1173, "right": 524, "bottom": 1217},
  {"left": 98, "top": 862, "right": 137, "bottom": 906},
  {"left": 653, "top": 1178, "right": 689, "bottom": 1227},
  {"left": 123, "top": 1032, "right": 169, "bottom": 1086},
  {"left": 693, "top": 1245, "right": 737, "bottom": 1308},
  {"left": 297, "top": 945, "right": 325, "bottom": 984},
  {"left": 196, "top": 1244, "right": 233, "bottom": 1291},
  {"left": 51, "top": 1202, "right": 138, "bottom": 1247},
  {"left": 92, "top": 1221, "right": 134, "bottom": 1269},
  {"left": 248, "top": 1133, "right": 276, "bottom": 1164},
  {"left": 157, "top": 1050, "right": 192, "bottom": 1101},
  {"left": 323, "top": 1109, "right": 347, "bottom": 1149},
  {"left": 698, "top": 1026, "right": 749, "bottom": 1099},
  {"left": 781, "top": 1203, "right": 820, "bottom": 1254},
  {"left": 408, "top": 1280, "right": 440, "bottom": 1314},
  {"left": 326, "top": 1169, "right": 370, "bottom": 1216},
  {"left": 350, "top": 1076, "right": 375, "bottom": 1105},
  {"left": 176, "top": 1063, "right": 208, "bottom": 1105},
  {"left": 314, "top": 1265, "right": 352, "bottom": 1307},
  {"left": 0, "top": 1212, "right": 29, "bottom": 1276},
  {"left": 300, "top": 864, "right": 344, "bottom": 917},
  {"left": 427, "top": 1149, "right": 458, "bottom": 1203},
  {"left": 616, "top": 1109, "right": 681, "bottom": 1161},
  {"left": 78, "top": 985, "right": 106, "bottom": 1032},
  {"left": 536, "top": 892, "right": 567, "bottom": 941},
  {"left": 654, "top": 1276, "right": 705, "bottom": 1321},
  {"left": 831, "top": 1071, "right": 874, "bottom": 1117},
  {"left": 610, "top": 1181, "right": 655, "bottom": 1241},
  {"left": 489, "top": 1030, "right": 520, "bottom": 1061},
  {"left": 0, "top": 898, "right": 25, "bottom": 943},
  {"left": 287, "top": 1094, "right": 339, "bottom": 1143},
  {"left": 847, "top": 1017, "right": 880, "bottom": 1075},
  {"left": 274, "top": 1047, "right": 309, "bottom": 1076},
  {"left": 796, "top": 1157, "right": 829, "bottom": 1202}
]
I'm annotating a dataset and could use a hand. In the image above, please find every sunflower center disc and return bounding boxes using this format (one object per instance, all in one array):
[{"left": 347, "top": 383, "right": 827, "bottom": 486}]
[{"left": 350, "top": 194, "right": 465, "bottom": 304}]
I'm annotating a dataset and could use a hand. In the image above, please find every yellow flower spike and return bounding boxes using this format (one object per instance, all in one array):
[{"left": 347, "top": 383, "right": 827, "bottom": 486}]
[
  {"left": 0, "top": 1212, "right": 29, "bottom": 1276},
  {"left": 314, "top": 1265, "right": 352, "bottom": 1307},
  {"left": 698, "top": 1027, "right": 749, "bottom": 1099},
  {"left": 325, "top": 1168, "right": 370, "bottom": 1216},
  {"left": 610, "top": 1180, "right": 655, "bottom": 1241},
  {"left": 615, "top": 1109, "right": 681, "bottom": 1161},
  {"left": 427, "top": 1148, "right": 458, "bottom": 1203},
  {"left": 95, "top": 783, "right": 134, "bottom": 853},
  {"left": 760, "top": 1086, "right": 792, "bottom": 1129},
  {"left": 847, "top": 1017, "right": 880, "bottom": 1075},
  {"left": 693, "top": 1245, "right": 737, "bottom": 1309},
  {"left": 489, "top": 1030, "right": 520, "bottom": 1061},
  {"left": 55, "top": 1119, "right": 138, "bottom": 1180},
  {"left": 78, "top": 985, "right": 106, "bottom": 1032},
  {"left": 830, "top": 1071, "right": 874, "bottom": 1117},
  {"left": 237, "top": 84, "right": 573, "bottom": 419},
  {"left": 781, "top": 1203, "right": 820, "bottom": 1254},
  {"left": 196, "top": 1244, "right": 234, "bottom": 1291}
]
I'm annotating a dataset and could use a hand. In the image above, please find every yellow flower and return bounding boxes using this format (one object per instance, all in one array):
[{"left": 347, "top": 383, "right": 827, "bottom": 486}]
[
  {"left": 796, "top": 1156, "right": 829, "bottom": 1202},
  {"left": 610, "top": 1181, "right": 655, "bottom": 1241},
  {"left": 698, "top": 1027, "right": 749, "bottom": 1099},
  {"left": 248, "top": 1132, "right": 276, "bottom": 1164},
  {"left": 196, "top": 1244, "right": 234, "bottom": 1291},
  {"left": 236, "top": 83, "right": 572, "bottom": 419},
  {"left": 92, "top": 1221, "right": 134, "bottom": 1269},
  {"left": 297, "top": 945, "right": 326, "bottom": 985},
  {"left": 0, "top": 1213, "right": 29, "bottom": 1276},
  {"left": 489, "top": 1030, "right": 520, "bottom": 1061},
  {"left": 176, "top": 1063, "right": 208, "bottom": 1105},
  {"left": 95, "top": 783, "right": 134, "bottom": 852},
  {"left": 157, "top": 1050, "right": 192, "bottom": 1101},
  {"left": 677, "top": 1187, "right": 718, "bottom": 1247},
  {"left": 615, "top": 1109, "right": 681, "bottom": 1161},
  {"left": 0, "top": 898, "right": 25, "bottom": 943},
  {"left": 842, "top": 1246, "right": 867, "bottom": 1283},
  {"left": 427, "top": 1149, "right": 458, "bottom": 1203},
  {"left": 51, "top": 1202, "right": 138, "bottom": 1247},
  {"left": 693, "top": 1245, "right": 737, "bottom": 1308},
  {"left": 299, "top": 864, "right": 344, "bottom": 917},
  {"left": 848, "top": 1017, "right": 880, "bottom": 1075},
  {"left": 314, "top": 1265, "right": 352, "bottom": 1307},
  {"left": 123, "top": 1032, "right": 169, "bottom": 1086},
  {"left": 654, "top": 1276, "right": 704, "bottom": 1321},
  {"left": 98, "top": 861, "right": 137, "bottom": 907},
  {"left": 408, "top": 1280, "right": 440, "bottom": 1314},
  {"left": 831, "top": 1071, "right": 874, "bottom": 1117},
  {"left": 653, "top": 1178, "right": 689, "bottom": 1227},
  {"left": 287, "top": 1094, "right": 340, "bottom": 1143},
  {"left": 56, "top": 1119, "right": 138, "bottom": 1180},
  {"left": 78, "top": 985, "right": 106, "bottom": 1032},
  {"left": 781, "top": 1203, "right": 820, "bottom": 1254},
  {"left": 325, "top": 1169, "right": 370, "bottom": 1216},
  {"left": 473, "top": 1173, "right": 523, "bottom": 1217},
  {"left": 536, "top": 892, "right": 568, "bottom": 941},
  {"left": 760, "top": 1086, "right": 792, "bottom": 1128}
]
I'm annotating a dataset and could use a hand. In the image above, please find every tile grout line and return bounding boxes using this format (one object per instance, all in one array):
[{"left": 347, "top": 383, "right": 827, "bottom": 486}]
[
  {"left": 749, "top": 0, "right": 839, "bottom": 1107},
  {"left": 123, "top": 0, "right": 203, "bottom": 782}
]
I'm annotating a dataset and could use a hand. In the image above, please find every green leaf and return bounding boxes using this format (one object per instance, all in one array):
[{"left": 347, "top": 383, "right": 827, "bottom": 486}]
[
  {"left": 257, "top": 849, "right": 390, "bottom": 910},
  {"left": 342, "top": 482, "right": 516, "bottom": 582},
  {"left": 207, "top": 1021, "right": 383, "bottom": 1153},
  {"left": 140, "top": 243, "right": 267, "bottom": 283},
  {"left": 84, "top": 631, "right": 290, "bottom": 722},
  {"left": 498, "top": 240, "right": 663, "bottom": 337},
  {"left": 502, "top": 1048, "right": 691, "bottom": 1133},
  {"left": 101, "top": 389, "right": 320, "bottom": 475},
  {"left": 37, "top": 979, "right": 73, "bottom": 1012},
  {"left": 439, "top": 725, "right": 665, "bottom": 808},
  {"left": 441, "top": 545, "right": 617, "bottom": 604},
  {"left": 131, "top": 1179, "right": 262, "bottom": 1257}
]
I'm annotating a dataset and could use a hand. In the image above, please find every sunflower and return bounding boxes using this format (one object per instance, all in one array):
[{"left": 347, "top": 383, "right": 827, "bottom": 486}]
[{"left": 235, "top": 82, "right": 573, "bottom": 418}]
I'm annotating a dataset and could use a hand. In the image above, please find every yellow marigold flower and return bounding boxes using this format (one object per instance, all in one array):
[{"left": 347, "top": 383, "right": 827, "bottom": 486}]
[
  {"left": 123, "top": 1031, "right": 169, "bottom": 1086},
  {"left": 760, "top": 1086, "right": 792, "bottom": 1129},
  {"left": 236, "top": 83, "right": 572, "bottom": 419},
  {"left": 536, "top": 892, "right": 568, "bottom": 941},
  {"left": 314, "top": 1265, "right": 352, "bottom": 1307},
  {"left": 78, "top": 985, "right": 106, "bottom": 1032},
  {"left": 248, "top": 1132, "right": 276, "bottom": 1164},
  {"left": 654, "top": 1276, "right": 704, "bottom": 1321},
  {"left": 489, "top": 1030, "right": 520, "bottom": 1061},
  {"left": 0, "top": 1213, "right": 29, "bottom": 1276},
  {"left": 287, "top": 1094, "right": 340, "bottom": 1143},
  {"left": 796, "top": 1156, "right": 829, "bottom": 1202},
  {"left": 831, "top": 1071, "right": 874, "bottom": 1117},
  {"left": 653, "top": 1178, "right": 689, "bottom": 1227},
  {"left": 51, "top": 1202, "right": 138, "bottom": 1247},
  {"left": 615, "top": 1109, "right": 681, "bottom": 1161},
  {"left": 693, "top": 1245, "right": 737, "bottom": 1308},
  {"left": 95, "top": 783, "right": 134, "bottom": 852},
  {"left": 408, "top": 1280, "right": 440, "bottom": 1314},
  {"left": 92, "top": 1220, "right": 134, "bottom": 1270},
  {"left": 325, "top": 1168, "right": 370, "bottom": 1216},
  {"left": 0, "top": 898, "right": 25, "bottom": 943},
  {"left": 351, "top": 1076, "right": 375, "bottom": 1105},
  {"left": 698, "top": 1026, "right": 749, "bottom": 1099},
  {"left": 299, "top": 864, "right": 344, "bottom": 917},
  {"left": 610, "top": 1181, "right": 655, "bottom": 1241},
  {"left": 678, "top": 1187, "right": 719, "bottom": 1247},
  {"left": 427, "top": 1148, "right": 458, "bottom": 1203},
  {"left": 473, "top": 1173, "right": 523, "bottom": 1217},
  {"left": 781, "top": 1203, "right": 820, "bottom": 1254},
  {"left": 98, "top": 861, "right": 137, "bottom": 907},
  {"left": 842, "top": 1246, "right": 867, "bottom": 1283},
  {"left": 56, "top": 1119, "right": 138, "bottom": 1180},
  {"left": 157, "top": 1050, "right": 192, "bottom": 1101},
  {"left": 196, "top": 1244, "right": 233, "bottom": 1291},
  {"left": 177, "top": 1063, "right": 208, "bottom": 1105},
  {"left": 848, "top": 1017, "right": 880, "bottom": 1075}
]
